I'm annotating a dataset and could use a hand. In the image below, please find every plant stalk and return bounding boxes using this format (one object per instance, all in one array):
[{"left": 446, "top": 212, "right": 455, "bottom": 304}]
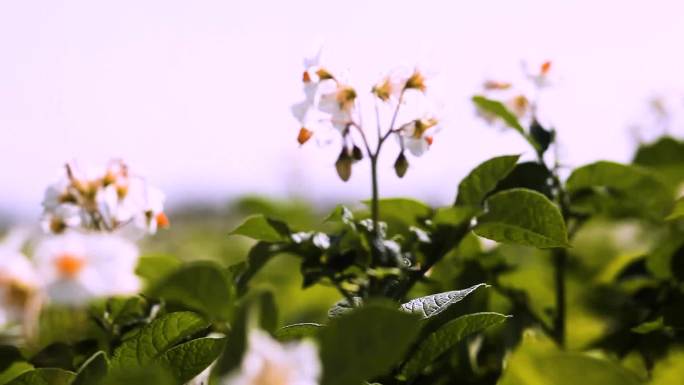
[{"left": 552, "top": 248, "right": 567, "bottom": 348}]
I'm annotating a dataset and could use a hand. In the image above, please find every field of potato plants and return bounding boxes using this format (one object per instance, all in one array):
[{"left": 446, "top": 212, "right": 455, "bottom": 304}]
[{"left": 0, "top": 55, "right": 683, "bottom": 385}]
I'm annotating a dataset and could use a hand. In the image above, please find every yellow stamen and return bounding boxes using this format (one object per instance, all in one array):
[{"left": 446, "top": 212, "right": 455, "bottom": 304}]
[
  {"left": 405, "top": 70, "right": 426, "bottom": 92},
  {"left": 372, "top": 78, "right": 393, "bottom": 101},
  {"left": 49, "top": 217, "right": 67, "bottom": 233},
  {"left": 336, "top": 86, "right": 357, "bottom": 110},
  {"left": 316, "top": 68, "right": 334, "bottom": 81},
  {"left": 413, "top": 118, "right": 438, "bottom": 138},
  {"left": 54, "top": 253, "right": 85, "bottom": 279}
]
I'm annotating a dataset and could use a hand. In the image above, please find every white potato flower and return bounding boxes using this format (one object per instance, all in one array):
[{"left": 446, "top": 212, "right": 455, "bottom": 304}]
[
  {"left": 398, "top": 118, "right": 438, "bottom": 157},
  {"left": 33, "top": 232, "right": 141, "bottom": 305},
  {"left": 41, "top": 160, "right": 168, "bottom": 237},
  {"left": 222, "top": 329, "right": 321, "bottom": 385},
  {"left": 0, "top": 247, "right": 39, "bottom": 327}
]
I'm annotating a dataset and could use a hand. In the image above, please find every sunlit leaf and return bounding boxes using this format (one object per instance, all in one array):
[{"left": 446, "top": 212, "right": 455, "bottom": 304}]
[
  {"left": 149, "top": 261, "right": 233, "bottom": 321},
  {"left": 135, "top": 254, "right": 182, "bottom": 289},
  {"left": 498, "top": 332, "right": 641, "bottom": 385},
  {"left": 363, "top": 198, "right": 432, "bottom": 226},
  {"left": 566, "top": 161, "right": 673, "bottom": 219},
  {"left": 157, "top": 337, "right": 224, "bottom": 383},
  {"left": 399, "top": 284, "right": 488, "bottom": 319},
  {"left": 472, "top": 96, "right": 525, "bottom": 135},
  {"left": 6, "top": 369, "right": 75, "bottom": 385},
  {"left": 229, "top": 215, "right": 290, "bottom": 243},
  {"left": 650, "top": 349, "right": 684, "bottom": 385},
  {"left": 665, "top": 197, "right": 684, "bottom": 221},
  {"left": 432, "top": 206, "right": 479, "bottom": 227},
  {"left": 475, "top": 189, "right": 569, "bottom": 248},
  {"left": 633, "top": 136, "right": 684, "bottom": 187},
  {"left": 110, "top": 312, "right": 208, "bottom": 373},
  {"left": 456, "top": 154, "right": 520, "bottom": 206},
  {"left": 631, "top": 317, "right": 670, "bottom": 334}
]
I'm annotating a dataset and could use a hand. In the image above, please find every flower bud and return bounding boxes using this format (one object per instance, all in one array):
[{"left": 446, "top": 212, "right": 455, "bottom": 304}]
[
  {"left": 351, "top": 145, "right": 364, "bottom": 161},
  {"left": 335, "top": 147, "right": 352, "bottom": 182},
  {"left": 297, "top": 127, "right": 314, "bottom": 145},
  {"left": 394, "top": 152, "right": 409, "bottom": 178},
  {"left": 530, "top": 119, "right": 554, "bottom": 154}
]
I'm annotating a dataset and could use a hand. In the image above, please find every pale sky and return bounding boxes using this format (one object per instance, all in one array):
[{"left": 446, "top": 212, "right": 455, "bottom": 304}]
[{"left": 2, "top": 0, "right": 684, "bottom": 220}]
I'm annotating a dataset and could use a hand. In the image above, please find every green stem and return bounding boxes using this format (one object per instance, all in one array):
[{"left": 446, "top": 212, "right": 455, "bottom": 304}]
[
  {"left": 370, "top": 155, "right": 380, "bottom": 232},
  {"left": 552, "top": 249, "right": 567, "bottom": 347},
  {"left": 547, "top": 150, "right": 571, "bottom": 348}
]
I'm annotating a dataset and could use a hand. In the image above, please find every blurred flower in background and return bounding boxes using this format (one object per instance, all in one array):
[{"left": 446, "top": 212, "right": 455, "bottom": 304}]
[{"left": 221, "top": 328, "right": 320, "bottom": 385}]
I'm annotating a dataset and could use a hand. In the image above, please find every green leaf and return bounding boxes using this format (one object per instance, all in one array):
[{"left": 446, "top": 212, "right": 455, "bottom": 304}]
[
  {"left": 109, "top": 312, "right": 208, "bottom": 373},
  {"left": 105, "top": 296, "right": 150, "bottom": 327},
  {"left": 235, "top": 242, "right": 281, "bottom": 295},
  {"left": 327, "top": 297, "right": 364, "bottom": 318},
  {"left": 274, "top": 323, "right": 322, "bottom": 341},
  {"left": 363, "top": 198, "right": 432, "bottom": 226},
  {"left": 149, "top": 261, "right": 233, "bottom": 321},
  {"left": 432, "top": 206, "right": 480, "bottom": 227},
  {"left": 324, "top": 205, "right": 355, "bottom": 226},
  {"left": 400, "top": 312, "right": 509, "bottom": 379},
  {"left": 633, "top": 136, "right": 684, "bottom": 187},
  {"left": 157, "top": 337, "right": 224, "bottom": 383},
  {"left": 498, "top": 333, "right": 642, "bottom": 385},
  {"left": 7, "top": 369, "right": 75, "bottom": 385},
  {"left": 229, "top": 215, "right": 290, "bottom": 243},
  {"left": 566, "top": 161, "right": 672, "bottom": 219},
  {"left": 472, "top": 96, "right": 526, "bottom": 135},
  {"left": 456, "top": 154, "right": 520, "bottom": 206},
  {"left": 650, "top": 349, "right": 684, "bottom": 385},
  {"left": 399, "top": 284, "right": 488, "bottom": 319},
  {"left": 0, "top": 362, "right": 33, "bottom": 385},
  {"left": 475, "top": 188, "right": 569, "bottom": 248},
  {"left": 72, "top": 351, "right": 108, "bottom": 385},
  {"left": 213, "top": 290, "right": 278, "bottom": 376},
  {"left": 646, "top": 237, "right": 684, "bottom": 279},
  {"left": 135, "top": 254, "right": 182, "bottom": 288},
  {"left": 318, "top": 304, "right": 421, "bottom": 385},
  {"left": 35, "top": 306, "right": 92, "bottom": 350},
  {"left": 631, "top": 317, "right": 671, "bottom": 334},
  {"left": 491, "top": 161, "right": 553, "bottom": 198},
  {"left": 665, "top": 197, "right": 684, "bottom": 220}
]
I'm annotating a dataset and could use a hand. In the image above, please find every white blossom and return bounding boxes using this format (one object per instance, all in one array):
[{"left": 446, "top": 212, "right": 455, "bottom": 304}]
[
  {"left": 222, "top": 329, "right": 321, "bottom": 385},
  {"left": 41, "top": 160, "right": 168, "bottom": 237},
  {"left": 0, "top": 247, "right": 39, "bottom": 327},
  {"left": 33, "top": 232, "right": 141, "bottom": 305}
]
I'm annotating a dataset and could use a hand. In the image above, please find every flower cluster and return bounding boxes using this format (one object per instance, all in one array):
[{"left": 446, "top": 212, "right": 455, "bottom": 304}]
[
  {"left": 41, "top": 160, "right": 168, "bottom": 237},
  {"left": 0, "top": 159, "right": 168, "bottom": 335},
  {"left": 476, "top": 60, "right": 553, "bottom": 127},
  {"left": 291, "top": 49, "right": 440, "bottom": 180}
]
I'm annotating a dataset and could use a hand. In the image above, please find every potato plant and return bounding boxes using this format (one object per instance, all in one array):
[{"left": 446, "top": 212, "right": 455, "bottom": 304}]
[{"left": 0, "top": 56, "right": 682, "bottom": 385}]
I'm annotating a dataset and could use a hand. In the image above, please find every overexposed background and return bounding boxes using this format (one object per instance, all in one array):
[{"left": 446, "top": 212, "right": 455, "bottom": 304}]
[{"left": 2, "top": 0, "right": 684, "bottom": 220}]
